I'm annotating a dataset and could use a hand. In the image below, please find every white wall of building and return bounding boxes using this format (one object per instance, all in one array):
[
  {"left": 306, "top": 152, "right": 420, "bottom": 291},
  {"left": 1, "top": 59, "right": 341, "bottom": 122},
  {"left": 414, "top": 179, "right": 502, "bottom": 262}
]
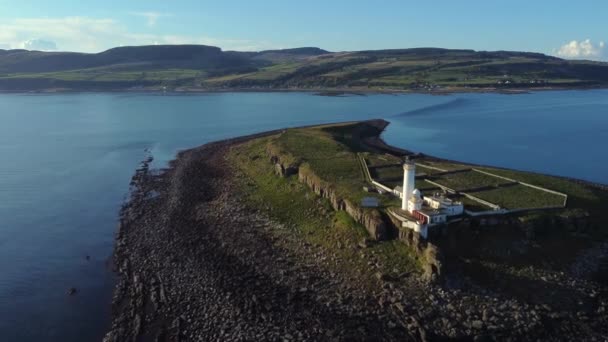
[
  {"left": 424, "top": 197, "right": 442, "bottom": 209},
  {"left": 403, "top": 220, "right": 428, "bottom": 239},
  {"left": 444, "top": 204, "right": 464, "bottom": 216},
  {"left": 423, "top": 196, "right": 464, "bottom": 216}
]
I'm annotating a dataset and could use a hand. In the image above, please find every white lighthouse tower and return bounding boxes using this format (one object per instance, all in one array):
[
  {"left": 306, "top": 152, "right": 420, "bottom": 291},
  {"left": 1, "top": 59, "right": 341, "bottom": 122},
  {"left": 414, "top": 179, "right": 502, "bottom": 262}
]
[{"left": 401, "top": 157, "right": 416, "bottom": 211}]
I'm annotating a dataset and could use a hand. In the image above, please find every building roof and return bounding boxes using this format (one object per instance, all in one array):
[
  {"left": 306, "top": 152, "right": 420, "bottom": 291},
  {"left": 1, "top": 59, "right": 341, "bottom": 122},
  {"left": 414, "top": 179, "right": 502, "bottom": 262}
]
[
  {"left": 417, "top": 207, "right": 445, "bottom": 217},
  {"left": 361, "top": 197, "right": 380, "bottom": 208},
  {"left": 426, "top": 194, "right": 462, "bottom": 206}
]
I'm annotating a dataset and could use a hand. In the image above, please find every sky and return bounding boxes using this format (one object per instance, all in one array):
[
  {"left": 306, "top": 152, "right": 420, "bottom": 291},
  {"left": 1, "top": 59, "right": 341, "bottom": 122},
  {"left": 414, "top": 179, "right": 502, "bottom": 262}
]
[{"left": 0, "top": 0, "right": 606, "bottom": 60}]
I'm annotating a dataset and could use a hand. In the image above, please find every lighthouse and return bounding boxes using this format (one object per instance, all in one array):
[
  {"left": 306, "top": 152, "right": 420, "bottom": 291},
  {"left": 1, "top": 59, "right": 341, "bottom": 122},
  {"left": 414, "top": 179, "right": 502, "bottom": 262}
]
[{"left": 401, "top": 157, "right": 416, "bottom": 211}]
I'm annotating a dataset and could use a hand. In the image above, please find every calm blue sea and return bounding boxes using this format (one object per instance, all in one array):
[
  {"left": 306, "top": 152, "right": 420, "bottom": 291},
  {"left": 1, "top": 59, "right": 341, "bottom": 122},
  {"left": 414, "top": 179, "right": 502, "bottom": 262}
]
[{"left": 0, "top": 90, "right": 606, "bottom": 341}]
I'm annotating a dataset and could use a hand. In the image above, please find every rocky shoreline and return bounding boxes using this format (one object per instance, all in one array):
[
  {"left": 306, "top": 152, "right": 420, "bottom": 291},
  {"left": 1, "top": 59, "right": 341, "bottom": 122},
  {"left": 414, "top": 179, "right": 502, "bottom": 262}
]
[
  {"left": 5, "top": 85, "right": 608, "bottom": 96},
  {"left": 103, "top": 131, "right": 608, "bottom": 341},
  {"left": 104, "top": 140, "right": 418, "bottom": 341}
]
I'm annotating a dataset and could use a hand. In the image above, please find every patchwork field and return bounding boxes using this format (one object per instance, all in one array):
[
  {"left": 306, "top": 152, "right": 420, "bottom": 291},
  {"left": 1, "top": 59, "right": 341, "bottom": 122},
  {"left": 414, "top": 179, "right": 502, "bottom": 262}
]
[
  {"left": 364, "top": 155, "right": 568, "bottom": 211},
  {"left": 468, "top": 184, "right": 566, "bottom": 210}
]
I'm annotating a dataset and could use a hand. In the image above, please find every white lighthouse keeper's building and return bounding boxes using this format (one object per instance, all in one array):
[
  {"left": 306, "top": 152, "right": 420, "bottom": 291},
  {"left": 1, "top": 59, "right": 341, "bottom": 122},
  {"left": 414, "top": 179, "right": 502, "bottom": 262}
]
[{"left": 390, "top": 156, "right": 463, "bottom": 239}]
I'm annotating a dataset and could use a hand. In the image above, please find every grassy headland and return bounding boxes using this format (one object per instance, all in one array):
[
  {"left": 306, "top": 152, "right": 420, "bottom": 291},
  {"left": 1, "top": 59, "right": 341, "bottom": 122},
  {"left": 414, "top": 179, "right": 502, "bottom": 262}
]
[
  {"left": 227, "top": 120, "right": 608, "bottom": 280},
  {"left": 228, "top": 126, "right": 421, "bottom": 285}
]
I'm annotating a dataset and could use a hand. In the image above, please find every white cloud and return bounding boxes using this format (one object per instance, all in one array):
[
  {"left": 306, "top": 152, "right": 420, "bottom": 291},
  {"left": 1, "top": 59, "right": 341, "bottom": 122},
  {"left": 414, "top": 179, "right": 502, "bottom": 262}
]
[
  {"left": 0, "top": 43, "right": 10, "bottom": 49},
  {"left": 0, "top": 16, "right": 280, "bottom": 53},
  {"left": 555, "top": 39, "right": 605, "bottom": 60},
  {"left": 130, "top": 12, "right": 170, "bottom": 27},
  {"left": 22, "top": 38, "right": 57, "bottom": 51},
  {"left": 0, "top": 17, "right": 121, "bottom": 52}
]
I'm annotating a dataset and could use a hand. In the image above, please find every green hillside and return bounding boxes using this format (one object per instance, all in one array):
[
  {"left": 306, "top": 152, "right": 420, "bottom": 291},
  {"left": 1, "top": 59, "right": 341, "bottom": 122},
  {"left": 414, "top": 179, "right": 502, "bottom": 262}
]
[{"left": 1, "top": 45, "right": 607, "bottom": 91}]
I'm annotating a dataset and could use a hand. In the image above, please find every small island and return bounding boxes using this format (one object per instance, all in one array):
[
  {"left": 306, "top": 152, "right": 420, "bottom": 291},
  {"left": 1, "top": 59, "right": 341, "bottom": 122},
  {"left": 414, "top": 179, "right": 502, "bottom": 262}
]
[{"left": 104, "top": 120, "right": 608, "bottom": 341}]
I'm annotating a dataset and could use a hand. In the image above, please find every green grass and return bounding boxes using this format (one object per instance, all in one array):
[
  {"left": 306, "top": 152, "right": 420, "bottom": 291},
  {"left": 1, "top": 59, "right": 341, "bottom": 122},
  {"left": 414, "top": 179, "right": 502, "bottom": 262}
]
[
  {"left": 269, "top": 124, "right": 374, "bottom": 205},
  {"left": 475, "top": 167, "right": 607, "bottom": 224},
  {"left": 369, "top": 166, "right": 403, "bottom": 182},
  {"left": 1, "top": 68, "right": 204, "bottom": 83},
  {"left": 469, "top": 184, "right": 565, "bottom": 209},
  {"left": 246, "top": 63, "right": 301, "bottom": 80},
  {"left": 416, "top": 159, "right": 469, "bottom": 172},
  {"left": 1, "top": 71, "right": 92, "bottom": 81},
  {"left": 2, "top": 47, "right": 607, "bottom": 91},
  {"left": 364, "top": 153, "right": 402, "bottom": 167},
  {"left": 416, "top": 180, "right": 443, "bottom": 193},
  {"left": 430, "top": 170, "right": 513, "bottom": 191},
  {"left": 205, "top": 63, "right": 301, "bottom": 83},
  {"left": 414, "top": 164, "right": 440, "bottom": 175}
]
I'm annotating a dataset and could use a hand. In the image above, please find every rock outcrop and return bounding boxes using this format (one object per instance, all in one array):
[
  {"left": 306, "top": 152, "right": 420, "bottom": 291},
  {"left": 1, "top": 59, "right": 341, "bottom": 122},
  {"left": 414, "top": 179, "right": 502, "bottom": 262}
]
[{"left": 389, "top": 214, "right": 443, "bottom": 281}]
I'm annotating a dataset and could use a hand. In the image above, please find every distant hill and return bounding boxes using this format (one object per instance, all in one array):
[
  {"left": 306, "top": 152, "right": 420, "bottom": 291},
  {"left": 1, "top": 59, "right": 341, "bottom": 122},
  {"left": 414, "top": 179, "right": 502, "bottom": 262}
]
[
  {"left": 0, "top": 44, "right": 607, "bottom": 91},
  {"left": 258, "top": 47, "right": 329, "bottom": 56},
  {"left": 0, "top": 45, "right": 254, "bottom": 73}
]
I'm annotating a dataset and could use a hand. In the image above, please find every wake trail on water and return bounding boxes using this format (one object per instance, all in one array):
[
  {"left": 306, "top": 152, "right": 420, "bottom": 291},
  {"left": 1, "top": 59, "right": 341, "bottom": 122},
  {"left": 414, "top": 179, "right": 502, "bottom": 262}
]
[{"left": 390, "top": 98, "right": 471, "bottom": 118}]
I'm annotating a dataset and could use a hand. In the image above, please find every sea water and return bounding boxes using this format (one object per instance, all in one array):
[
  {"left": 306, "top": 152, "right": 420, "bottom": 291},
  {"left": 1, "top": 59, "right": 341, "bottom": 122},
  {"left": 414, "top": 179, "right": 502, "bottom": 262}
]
[{"left": 0, "top": 90, "right": 606, "bottom": 341}]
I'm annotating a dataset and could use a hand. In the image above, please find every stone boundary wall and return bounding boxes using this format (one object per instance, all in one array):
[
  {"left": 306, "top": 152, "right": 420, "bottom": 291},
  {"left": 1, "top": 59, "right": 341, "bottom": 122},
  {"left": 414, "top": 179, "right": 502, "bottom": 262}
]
[
  {"left": 357, "top": 153, "right": 374, "bottom": 182},
  {"left": 372, "top": 181, "right": 394, "bottom": 194},
  {"left": 461, "top": 192, "right": 502, "bottom": 210},
  {"left": 424, "top": 179, "right": 458, "bottom": 195},
  {"left": 358, "top": 153, "right": 399, "bottom": 194},
  {"left": 415, "top": 163, "right": 448, "bottom": 172},
  {"left": 507, "top": 205, "right": 568, "bottom": 214},
  {"left": 465, "top": 209, "right": 509, "bottom": 216}
]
